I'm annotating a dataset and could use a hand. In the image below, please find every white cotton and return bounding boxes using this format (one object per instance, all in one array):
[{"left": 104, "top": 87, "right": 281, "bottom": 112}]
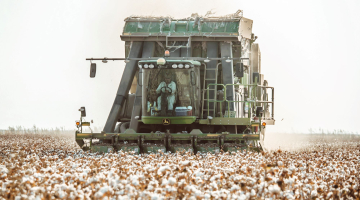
[
  {"left": 250, "top": 189, "right": 256, "bottom": 196},
  {"left": 157, "top": 165, "right": 170, "bottom": 175},
  {"left": 180, "top": 160, "right": 190, "bottom": 166},
  {"left": 168, "top": 177, "right": 176, "bottom": 185},
  {"left": 231, "top": 185, "right": 240, "bottom": 191}
]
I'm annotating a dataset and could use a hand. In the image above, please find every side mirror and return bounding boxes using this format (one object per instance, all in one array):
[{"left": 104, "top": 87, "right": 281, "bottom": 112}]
[
  {"left": 90, "top": 63, "right": 96, "bottom": 78},
  {"left": 79, "top": 106, "right": 86, "bottom": 117},
  {"left": 234, "top": 63, "right": 244, "bottom": 77}
]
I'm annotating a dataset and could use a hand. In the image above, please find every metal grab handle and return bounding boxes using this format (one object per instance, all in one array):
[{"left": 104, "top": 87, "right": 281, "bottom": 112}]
[{"left": 204, "top": 83, "right": 275, "bottom": 119}]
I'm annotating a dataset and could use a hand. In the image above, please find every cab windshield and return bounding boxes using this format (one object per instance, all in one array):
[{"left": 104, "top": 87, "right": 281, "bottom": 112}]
[{"left": 142, "top": 66, "right": 199, "bottom": 117}]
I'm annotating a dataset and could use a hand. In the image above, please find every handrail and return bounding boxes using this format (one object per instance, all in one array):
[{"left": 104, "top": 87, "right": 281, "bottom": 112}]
[
  {"left": 206, "top": 83, "right": 225, "bottom": 117},
  {"left": 201, "top": 63, "right": 221, "bottom": 118},
  {"left": 204, "top": 83, "right": 275, "bottom": 119}
]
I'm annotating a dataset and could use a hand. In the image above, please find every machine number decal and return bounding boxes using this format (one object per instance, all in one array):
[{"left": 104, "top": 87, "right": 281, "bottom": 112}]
[{"left": 162, "top": 118, "right": 170, "bottom": 125}]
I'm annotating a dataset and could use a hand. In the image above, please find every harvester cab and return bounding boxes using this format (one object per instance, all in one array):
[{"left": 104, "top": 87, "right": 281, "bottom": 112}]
[{"left": 76, "top": 10, "right": 275, "bottom": 154}]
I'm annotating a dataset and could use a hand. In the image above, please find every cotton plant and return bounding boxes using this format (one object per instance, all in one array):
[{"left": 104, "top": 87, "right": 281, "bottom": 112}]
[{"left": 0, "top": 133, "right": 359, "bottom": 199}]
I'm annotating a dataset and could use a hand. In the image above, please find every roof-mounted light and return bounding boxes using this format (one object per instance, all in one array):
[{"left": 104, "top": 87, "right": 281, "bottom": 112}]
[
  {"left": 204, "top": 57, "right": 210, "bottom": 63},
  {"left": 172, "top": 64, "right": 177, "bottom": 68},
  {"left": 144, "top": 64, "right": 149, "bottom": 68},
  {"left": 226, "top": 57, "right": 232, "bottom": 63},
  {"left": 185, "top": 64, "right": 190, "bottom": 69},
  {"left": 149, "top": 64, "right": 154, "bottom": 69},
  {"left": 138, "top": 64, "right": 142, "bottom": 69},
  {"left": 165, "top": 50, "right": 170, "bottom": 57},
  {"left": 157, "top": 58, "right": 166, "bottom": 65},
  {"left": 178, "top": 64, "right": 184, "bottom": 68}
]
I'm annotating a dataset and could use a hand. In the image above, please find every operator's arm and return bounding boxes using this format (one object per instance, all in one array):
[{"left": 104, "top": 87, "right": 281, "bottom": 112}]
[
  {"left": 156, "top": 82, "right": 164, "bottom": 94},
  {"left": 170, "top": 81, "right": 176, "bottom": 95}
]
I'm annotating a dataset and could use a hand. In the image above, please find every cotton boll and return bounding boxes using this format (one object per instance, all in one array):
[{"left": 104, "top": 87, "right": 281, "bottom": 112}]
[
  {"left": 168, "top": 177, "right": 176, "bottom": 185},
  {"left": 157, "top": 166, "right": 170, "bottom": 175}
]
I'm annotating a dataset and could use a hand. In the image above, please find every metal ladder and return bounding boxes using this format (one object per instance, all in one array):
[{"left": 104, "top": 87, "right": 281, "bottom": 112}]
[{"left": 201, "top": 64, "right": 218, "bottom": 118}]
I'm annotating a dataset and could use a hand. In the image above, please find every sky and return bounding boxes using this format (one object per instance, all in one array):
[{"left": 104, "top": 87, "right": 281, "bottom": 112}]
[{"left": 0, "top": 0, "right": 359, "bottom": 134}]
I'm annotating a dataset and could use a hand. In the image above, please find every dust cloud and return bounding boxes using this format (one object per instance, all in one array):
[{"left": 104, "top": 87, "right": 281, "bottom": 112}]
[{"left": 264, "top": 132, "right": 360, "bottom": 152}]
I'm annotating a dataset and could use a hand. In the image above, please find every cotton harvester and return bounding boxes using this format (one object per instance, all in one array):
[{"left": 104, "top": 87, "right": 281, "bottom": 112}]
[{"left": 75, "top": 10, "right": 275, "bottom": 154}]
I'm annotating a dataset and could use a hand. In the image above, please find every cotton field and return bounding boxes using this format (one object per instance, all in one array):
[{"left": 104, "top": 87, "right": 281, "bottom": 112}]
[{"left": 0, "top": 133, "right": 359, "bottom": 200}]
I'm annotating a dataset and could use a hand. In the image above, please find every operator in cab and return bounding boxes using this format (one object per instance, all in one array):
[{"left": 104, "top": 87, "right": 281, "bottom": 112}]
[{"left": 156, "top": 72, "right": 176, "bottom": 113}]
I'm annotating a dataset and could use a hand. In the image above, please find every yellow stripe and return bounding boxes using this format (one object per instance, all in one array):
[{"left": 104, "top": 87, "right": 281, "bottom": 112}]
[
  {"left": 77, "top": 134, "right": 91, "bottom": 137},
  {"left": 207, "top": 134, "right": 220, "bottom": 136}
]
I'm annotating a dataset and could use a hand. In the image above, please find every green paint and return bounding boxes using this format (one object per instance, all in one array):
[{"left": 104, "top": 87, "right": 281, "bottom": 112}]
[
  {"left": 116, "top": 145, "right": 140, "bottom": 154},
  {"left": 91, "top": 145, "right": 113, "bottom": 153},
  {"left": 170, "top": 147, "right": 193, "bottom": 153},
  {"left": 198, "top": 117, "right": 251, "bottom": 125},
  {"left": 142, "top": 116, "right": 196, "bottom": 124},
  {"left": 123, "top": 20, "right": 240, "bottom": 35},
  {"left": 196, "top": 146, "right": 220, "bottom": 154},
  {"left": 143, "top": 146, "right": 166, "bottom": 154}
]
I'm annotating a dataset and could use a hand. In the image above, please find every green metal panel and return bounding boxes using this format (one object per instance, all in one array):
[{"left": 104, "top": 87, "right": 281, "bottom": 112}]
[
  {"left": 213, "top": 22, "right": 227, "bottom": 33},
  {"left": 116, "top": 145, "right": 140, "bottom": 154},
  {"left": 198, "top": 117, "right": 251, "bottom": 125},
  {"left": 196, "top": 145, "right": 220, "bottom": 154},
  {"left": 143, "top": 145, "right": 166, "bottom": 153},
  {"left": 175, "top": 23, "right": 187, "bottom": 32},
  {"left": 149, "top": 22, "right": 161, "bottom": 32},
  {"left": 123, "top": 20, "right": 240, "bottom": 35},
  {"left": 124, "top": 22, "right": 138, "bottom": 32},
  {"left": 170, "top": 146, "right": 193, "bottom": 153},
  {"left": 137, "top": 22, "right": 151, "bottom": 33},
  {"left": 77, "top": 131, "right": 262, "bottom": 153},
  {"left": 91, "top": 145, "right": 114, "bottom": 153},
  {"left": 141, "top": 116, "right": 196, "bottom": 124}
]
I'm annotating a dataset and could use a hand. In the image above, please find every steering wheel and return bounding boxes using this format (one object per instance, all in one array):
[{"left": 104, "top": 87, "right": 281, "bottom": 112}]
[{"left": 160, "top": 86, "right": 172, "bottom": 94}]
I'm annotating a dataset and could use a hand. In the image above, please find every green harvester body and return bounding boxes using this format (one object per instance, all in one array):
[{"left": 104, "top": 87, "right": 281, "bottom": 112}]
[{"left": 76, "top": 10, "right": 275, "bottom": 154}]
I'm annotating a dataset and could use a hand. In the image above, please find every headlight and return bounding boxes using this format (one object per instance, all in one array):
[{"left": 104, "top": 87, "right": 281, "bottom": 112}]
[
  {"left": 157, "top": 58, "right": 166, "bottom": 65},
  {"left": 149, "top": 64, "right": 154, "bottom": 68},
  {"left": 172, "top": 64, "right": 177, "bottom": 68},
  {"left": 185, "top": 64, "right": 190, "bottom": 68},
  {"left": 178, "top": 64, "right": 184, "bottom": 68},
  {"left": 144, "top": 64, "right": 149, "bottom": 68}
]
